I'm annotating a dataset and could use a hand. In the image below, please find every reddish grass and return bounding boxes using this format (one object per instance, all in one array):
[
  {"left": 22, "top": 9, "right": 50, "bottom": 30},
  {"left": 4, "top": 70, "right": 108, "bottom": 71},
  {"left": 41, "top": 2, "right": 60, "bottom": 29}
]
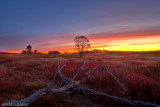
[
  {"left": 126, "top": 73, "right": 153, "bottom": 89},
  {"left": 0, "top": 53, "right": 160, "bottom": 106}
]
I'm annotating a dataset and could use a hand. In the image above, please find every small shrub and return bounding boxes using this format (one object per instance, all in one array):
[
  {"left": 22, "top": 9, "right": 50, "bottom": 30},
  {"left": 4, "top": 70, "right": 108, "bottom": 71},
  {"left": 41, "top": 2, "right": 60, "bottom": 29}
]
[
  {"left": 126, "top": 73, "right": 155, "bottom": 100},
  {"left": 126, "top": 73, "right": 153, "bottom": 91}
]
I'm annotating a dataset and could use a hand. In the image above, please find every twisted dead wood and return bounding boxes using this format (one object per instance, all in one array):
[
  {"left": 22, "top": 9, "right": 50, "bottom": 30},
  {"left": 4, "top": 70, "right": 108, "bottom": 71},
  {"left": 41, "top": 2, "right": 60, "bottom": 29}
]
[
  {"left": 2, "top": 59, "right": 86, "bottom": 106},
  {"left": 2, "top": 64, "right": 65, "bottom": 106},
  {"left": 58, "top": 62, "right": 160, "bottom": 107},
  {"left": 2, "top": 58, "right": 160, "bottom": 107}
]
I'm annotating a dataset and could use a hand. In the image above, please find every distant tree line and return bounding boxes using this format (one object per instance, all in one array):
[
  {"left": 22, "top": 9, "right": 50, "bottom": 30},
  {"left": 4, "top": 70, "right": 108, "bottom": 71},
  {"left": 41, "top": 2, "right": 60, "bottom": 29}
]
[
  {"left": 84, "top": 49, "right": 109, "bottom": 53},
  {"left": 21, "top": 45, "right": 60, "bottom": 54},
  {"left": 21, "top": 45, "right": 42, "bottom": 54},
  {"left": 21, "top": 36, "right": 108, "bottom": 56},
  {"left": 48, "top": 51, "right": 60, "bottom": 54}
]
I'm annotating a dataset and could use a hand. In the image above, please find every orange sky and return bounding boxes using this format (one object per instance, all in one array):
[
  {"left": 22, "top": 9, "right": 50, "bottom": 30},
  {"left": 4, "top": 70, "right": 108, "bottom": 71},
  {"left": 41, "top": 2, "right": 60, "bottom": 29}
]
[
  {"left": 87, "top": 32, "right": 160, "bottom": 51},
  {"left": 1, "top": 1, "right": 160, "bottom": 54},
  {"left": 37, "top": 29, "right": 160, "bottom": 53},
  {"left": 3, "top": 30, "right": 160, "bottom": 53}
]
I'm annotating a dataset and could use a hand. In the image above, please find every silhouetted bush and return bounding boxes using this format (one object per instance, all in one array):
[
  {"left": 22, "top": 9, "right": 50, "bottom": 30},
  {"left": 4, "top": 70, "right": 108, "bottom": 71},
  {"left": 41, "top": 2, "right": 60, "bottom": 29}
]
[
  {"left": 48, "top": 51, "right": 60, "bottom": 54},
  {"left": 21, "top": 50, "right": 27, "bottom": 54}
]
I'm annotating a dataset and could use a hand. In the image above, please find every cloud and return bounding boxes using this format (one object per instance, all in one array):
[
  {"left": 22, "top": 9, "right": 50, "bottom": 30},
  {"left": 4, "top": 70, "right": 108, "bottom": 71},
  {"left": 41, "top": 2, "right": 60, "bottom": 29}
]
[
  {"left": 1, "top": 25, "right": 160, "bottom": 53},
  {"left": 88, "top": 25, "right": 160, "bottom": 40},
  {"left": 129, "top": 42, "right": 160, "bottom": 46}
]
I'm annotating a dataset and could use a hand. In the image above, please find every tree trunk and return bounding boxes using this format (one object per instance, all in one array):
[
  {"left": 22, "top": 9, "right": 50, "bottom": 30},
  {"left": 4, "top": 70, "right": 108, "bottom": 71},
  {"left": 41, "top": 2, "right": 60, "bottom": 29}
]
[{"left": 79, "top": 52, "right": 83, "bottom": 58}]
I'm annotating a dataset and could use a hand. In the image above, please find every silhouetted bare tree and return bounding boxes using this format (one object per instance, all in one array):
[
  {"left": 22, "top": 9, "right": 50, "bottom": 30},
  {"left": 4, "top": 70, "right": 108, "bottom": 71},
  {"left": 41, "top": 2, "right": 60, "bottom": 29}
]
[{"left": 74, "top": 35, "right": 90, "bottom": 58}]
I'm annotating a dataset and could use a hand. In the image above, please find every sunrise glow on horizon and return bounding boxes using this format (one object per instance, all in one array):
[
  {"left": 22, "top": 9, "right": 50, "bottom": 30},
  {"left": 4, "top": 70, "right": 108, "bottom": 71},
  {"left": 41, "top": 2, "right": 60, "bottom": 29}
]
[
  {"left": 0, "top": 0, "right": 160, "bottom": 53},
  {"left": 4, "top": 34, "right": 160, "bottom": 53}
]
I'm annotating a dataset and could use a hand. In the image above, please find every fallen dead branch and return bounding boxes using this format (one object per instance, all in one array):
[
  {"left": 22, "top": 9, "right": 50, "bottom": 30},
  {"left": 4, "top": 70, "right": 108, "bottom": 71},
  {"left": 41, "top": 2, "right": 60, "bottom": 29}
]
[{"left": 2, "top": 58, "right": 160, "bottom": 107}]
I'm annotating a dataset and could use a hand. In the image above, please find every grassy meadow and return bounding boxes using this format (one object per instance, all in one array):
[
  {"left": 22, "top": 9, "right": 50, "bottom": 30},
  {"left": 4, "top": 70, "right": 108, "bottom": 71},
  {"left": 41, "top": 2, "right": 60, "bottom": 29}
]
[{"left": 0, "top": 53, "right": 160, "bottom": 107}]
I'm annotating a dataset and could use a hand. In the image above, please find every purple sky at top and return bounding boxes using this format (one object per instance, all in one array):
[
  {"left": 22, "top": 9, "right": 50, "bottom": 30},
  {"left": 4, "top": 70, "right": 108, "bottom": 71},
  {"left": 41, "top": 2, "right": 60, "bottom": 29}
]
[{"left": 0, "top": 0, "right": 160, "bottom": 52}]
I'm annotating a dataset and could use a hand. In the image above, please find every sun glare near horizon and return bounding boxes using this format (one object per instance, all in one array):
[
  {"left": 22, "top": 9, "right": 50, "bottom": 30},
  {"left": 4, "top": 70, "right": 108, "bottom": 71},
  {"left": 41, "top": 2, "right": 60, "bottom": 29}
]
[
  {"left": 1, "top": 1, "right": 160, "bottom": 53},
  {"left": 90, "top": 35, "right": 160, "bottom": 52},
  {"left": 4, "top": 35, "right": 160, "bottom": 53}
]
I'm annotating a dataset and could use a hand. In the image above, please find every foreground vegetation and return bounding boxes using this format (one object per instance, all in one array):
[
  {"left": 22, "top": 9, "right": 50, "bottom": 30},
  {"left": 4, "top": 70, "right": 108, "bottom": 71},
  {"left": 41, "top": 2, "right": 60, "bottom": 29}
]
[{"left": 0, "top": 53, "right": 160, "bottom": 107}]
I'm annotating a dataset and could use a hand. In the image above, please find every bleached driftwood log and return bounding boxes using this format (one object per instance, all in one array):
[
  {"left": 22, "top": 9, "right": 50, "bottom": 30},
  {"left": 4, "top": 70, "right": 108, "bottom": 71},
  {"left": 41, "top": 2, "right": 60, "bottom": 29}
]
[
  {"left": 2, "top": 64, "right": 66, "bottom": 106},
  {"left": 57, "top": 60, "right": 160, "bottom": 107},
  {"left": 2, "top": 58, "right": 160, "bottom": 107}
]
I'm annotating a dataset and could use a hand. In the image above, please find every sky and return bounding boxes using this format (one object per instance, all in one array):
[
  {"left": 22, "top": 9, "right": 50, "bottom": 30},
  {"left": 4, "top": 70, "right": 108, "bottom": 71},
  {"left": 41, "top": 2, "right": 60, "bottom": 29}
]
[{"left": 0, "top": 0, "right": 160, "bottom": 53}]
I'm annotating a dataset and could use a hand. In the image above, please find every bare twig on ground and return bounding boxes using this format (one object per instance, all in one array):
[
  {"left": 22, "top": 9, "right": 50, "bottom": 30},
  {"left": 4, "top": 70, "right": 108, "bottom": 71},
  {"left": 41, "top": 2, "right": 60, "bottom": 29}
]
[{"left": 2, "top": 58, "right": 160, "bottom": 107}]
